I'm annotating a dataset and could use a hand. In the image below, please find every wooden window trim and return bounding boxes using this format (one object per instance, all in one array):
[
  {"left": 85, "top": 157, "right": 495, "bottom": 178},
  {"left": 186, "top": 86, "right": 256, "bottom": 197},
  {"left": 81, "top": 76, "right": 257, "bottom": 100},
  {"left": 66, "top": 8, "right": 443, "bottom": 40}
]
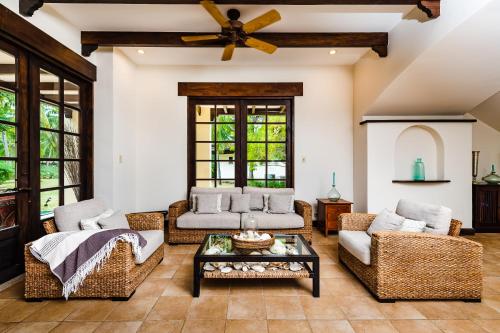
[{"left": 179, "top": 82, "right": 303, "bottom": 97}]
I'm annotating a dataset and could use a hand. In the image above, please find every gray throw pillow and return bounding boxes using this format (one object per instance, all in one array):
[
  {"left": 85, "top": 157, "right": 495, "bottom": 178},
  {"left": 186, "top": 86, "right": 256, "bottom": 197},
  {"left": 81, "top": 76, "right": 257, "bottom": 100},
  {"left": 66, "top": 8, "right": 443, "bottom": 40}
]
[
  {"left": 196, "top": 194, "right": 222, "bottom": 214},
  {"left": 230, "top": 194, "right": 251, "bottom": 213},
  {"left": 367, "top": 209, "right": 405, "bottom": 236},
  {"left": 268, "top": 194, "right": 294, "bottom": 214},
  {"left": 98, "top": 211, "right": 130, "bottom": 229}
]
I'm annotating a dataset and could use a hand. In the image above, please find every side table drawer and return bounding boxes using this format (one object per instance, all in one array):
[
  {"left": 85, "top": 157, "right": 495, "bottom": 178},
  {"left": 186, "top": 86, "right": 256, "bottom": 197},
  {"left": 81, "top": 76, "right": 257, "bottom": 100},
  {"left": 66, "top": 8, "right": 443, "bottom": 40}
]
[{"left": 326, "top": 205, "right": 351, "bottom": 229}]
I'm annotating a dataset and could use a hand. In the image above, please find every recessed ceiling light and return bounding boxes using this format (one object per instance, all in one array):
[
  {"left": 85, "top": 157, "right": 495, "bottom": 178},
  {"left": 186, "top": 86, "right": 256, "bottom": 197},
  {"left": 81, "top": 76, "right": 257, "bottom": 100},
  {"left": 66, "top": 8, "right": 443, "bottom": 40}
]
[
  {"left": 329, "top": 49, "right": 337, "bottom": 55},
  {"left": 137, "top": 49, "right": 145, "bottom": 55}
]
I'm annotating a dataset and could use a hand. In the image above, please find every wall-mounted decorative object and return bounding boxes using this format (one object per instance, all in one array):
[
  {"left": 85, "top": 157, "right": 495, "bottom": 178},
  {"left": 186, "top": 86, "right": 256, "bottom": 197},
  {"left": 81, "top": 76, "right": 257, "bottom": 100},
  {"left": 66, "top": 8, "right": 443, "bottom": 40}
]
[
  {"left": 327, "top": 171, "right": 341, "bottom": 202},
  {"left": 472, "top": 151, "right": 480, "bottom": 183},
  {"left": 413, "top": 158, "right": 426, "bottom": 181},
  {"left": 483, "top": 165, "right": 500, "bottom": 185}
]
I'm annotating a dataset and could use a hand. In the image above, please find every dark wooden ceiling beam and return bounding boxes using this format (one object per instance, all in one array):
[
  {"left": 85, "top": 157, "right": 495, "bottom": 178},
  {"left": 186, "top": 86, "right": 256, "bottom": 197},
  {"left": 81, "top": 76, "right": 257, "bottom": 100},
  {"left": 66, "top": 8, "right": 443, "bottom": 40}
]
[
  {"left": 81, "top": 31, "right": 389, "bottom": 57},
  {"left": 20, "top": 0, "right": 441, "bottom": 18}
]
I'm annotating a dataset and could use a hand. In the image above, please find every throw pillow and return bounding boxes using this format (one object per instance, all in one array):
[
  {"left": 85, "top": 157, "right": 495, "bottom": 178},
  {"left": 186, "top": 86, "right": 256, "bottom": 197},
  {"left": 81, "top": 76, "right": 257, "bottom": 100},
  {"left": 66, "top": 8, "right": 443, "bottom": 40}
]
[
  {"left": 196, "top": 194, "right": 222, "bottom": 214},
  {"left": 98, "top": 210, "right": 130, "bottom": 229},
  {"left": 230, "top": 194, "right": 251, "bottom": 213},
  {"left": 268, "top": 194, "right": 294, "bottom": 214},
  {"left": 399, "top": 218, "right": 426, "bottom": 233},
  {"left": 80, "top": 209, "right": 114, "bottom": 230},
  {"left": 367, "top": 209, "right": 405, "bottom": 236}
]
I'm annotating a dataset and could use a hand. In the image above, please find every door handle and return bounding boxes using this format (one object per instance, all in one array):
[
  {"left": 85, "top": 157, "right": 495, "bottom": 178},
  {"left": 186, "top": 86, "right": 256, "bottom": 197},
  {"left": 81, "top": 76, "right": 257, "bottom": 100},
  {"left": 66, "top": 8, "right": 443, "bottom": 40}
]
[{"left": 17, "top": 187, "right": 32, "bottom": 192}]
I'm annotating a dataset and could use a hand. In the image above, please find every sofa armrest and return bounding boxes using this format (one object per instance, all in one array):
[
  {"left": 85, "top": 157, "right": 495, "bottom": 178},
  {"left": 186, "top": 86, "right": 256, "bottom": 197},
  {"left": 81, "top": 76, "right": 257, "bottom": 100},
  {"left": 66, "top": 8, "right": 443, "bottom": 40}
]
[
  {"left": 294, "top": 200, "right": 312, "bottom": 227},
  {"left": 338, "top": 213, "right": 376, "bottom": 231},
  {"left": 126, "top": 212, "right": 164, "bottom": 231},
  {"left": 169, "top": 200, "right": 189, "bottom": 219}
]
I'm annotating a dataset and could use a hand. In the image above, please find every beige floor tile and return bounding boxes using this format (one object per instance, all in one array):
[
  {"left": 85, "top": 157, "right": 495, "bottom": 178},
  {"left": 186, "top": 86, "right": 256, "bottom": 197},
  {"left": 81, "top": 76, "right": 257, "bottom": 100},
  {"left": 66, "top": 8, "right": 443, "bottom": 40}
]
[
  {"left": 485, "top": 278, "right": 500, "bottom": 294},
  {"left": 262, "top": 280, "right": 298, "bottom": 296},
  {"left": 138, "top": 320, "right": 183, "bottom": 333},
  {"left": 0, "top": 283, "right": 24, "bottom": 299},
  {"left": 308, "top": 320, "right": 355, "bottom": 333},
  {"left": 162, "top": 279, "right": 192, "bottom": 297},
  {"left": 165, "top": 245, "right": 197, "bottom": 255},
  {"left": 180, "top": 319, "right": 225, "bottom": 333},
  {"left": 389, "top": 320, "right": 442, "bottom": 333},
  {"left": 65, "top": 301, "right": 117, "bottom": 321},
  {"left": 474, "top": 320, "right": 500, "bottom": 333},
  {"left": 199, "top": 280, "right": 230, "bottom": 296},
  {"left": 227, "top": 296, "right": 266, "bottom": 320},
  {"left": 376, "top": 303, "right": 426, "bottom": 320},
  {"left": 173, "top": 265, "right": 193, "bottom": 279},
  {"left": 320, "top": 264, "right": 351, "bottom": 278},
  {"left": 267, "top": 320, "right": 312, "bottom": 333},
  {"left": 299, "top": 296, "right": 345, "bottom": 320},
  {"left": 23, "top": 300, "right": 81, "bottom": 322},
  {"left": 0, "top": 323, "right": 16, "bottom": 332},
  {"left": 484, "top": 295, "right": 500, "bottom": 313},
  {"left": 147, "top": 296, "right": 192, "bottom": 320},
  {"left": 94, "top": 321, "right": 142, "bottom": 333},
  {"left": 322, "top": 278, "right": 369, "bottom": 296},
  {"left": 4, "top": 321, "right": 59, "bottom": 333},
  {"left": 133, "top": 278, "right": 170, "bottom": 298},
  {"left": 149, "top": 264, "right": 179, "bottom": 279},
  {"left": 412, "top": 302, "right": 470, "bottom": 320},
  {"left": 457, "top": 302, "right": 500, "bottom": 320},
  {"left": 229, "top": 280, "right": 262, "bottom": 295},
  {"left": 0, "top": 300, "right": 12, "bottom": 310},
  {"left": 433, "top": 319, "right": 488, "bottom": 333},
  {"left": 187, "top": 296, "right": 228, "bottom": 320},
  {"left": 265, "top": 296, "right": 306, "bottom": 320},
  {"left": 333, "top": 296, "right": 385, "bottom": 320},
  {"left": 105, "top": 297, "right": 158, "bottom": 321},
  {"left": 162, "top": 254, "right": 187, "bottom": 265},
  {"left": 50, "top": 321, "right": 102, "bottom": 333},
  {"left": 224, "top": 320, "right": 267, "bottom": 333},
  {"left": 0, "top": 299, "right": 46, "bottom": 322},
  {"left": 350, "top": 320, "right": 398, "bottom": 333}
]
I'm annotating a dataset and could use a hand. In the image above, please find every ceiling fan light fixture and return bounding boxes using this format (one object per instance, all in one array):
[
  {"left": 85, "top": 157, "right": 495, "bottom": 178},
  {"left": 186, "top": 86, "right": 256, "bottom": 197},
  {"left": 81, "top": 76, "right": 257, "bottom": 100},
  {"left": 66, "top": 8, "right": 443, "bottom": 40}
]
[
  {"left": 137, "top": 49, "right": 145, "bottom": 55},
  {"left": 329, "top": 49, "right": 337, "bottom": 55}
]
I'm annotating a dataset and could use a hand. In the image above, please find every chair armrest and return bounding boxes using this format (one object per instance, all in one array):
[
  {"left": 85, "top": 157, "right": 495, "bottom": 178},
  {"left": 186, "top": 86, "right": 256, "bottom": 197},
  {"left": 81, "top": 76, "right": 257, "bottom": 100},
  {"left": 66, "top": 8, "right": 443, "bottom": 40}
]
[
  {"left": 43, "top": 219, "right": 58, "bottom": 234},
  {"left": 168, "top": 200, "right": 189, "bottom": 219},
  {"left": 126, "top": 212, "right": 164, "bottom": 231},
  {"left": 294, "top": 200, "right": 312, "bottom": 228},
  {"left": 338, "top": 213, "right": 376, "bottom": 231}
]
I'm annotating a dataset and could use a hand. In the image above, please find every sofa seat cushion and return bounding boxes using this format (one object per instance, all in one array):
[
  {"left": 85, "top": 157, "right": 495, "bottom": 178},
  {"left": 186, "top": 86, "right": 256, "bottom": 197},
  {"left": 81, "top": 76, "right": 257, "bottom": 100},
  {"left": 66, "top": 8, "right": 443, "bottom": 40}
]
[
  {"left": 177, "top": 212, "right": 240, "bottom": 230},
  {"left": 241, "top": 212, "right": 304, "bottom": 229},
  {"left": 339, "top": 230, "right": 372, "bottom": 265},
  {"left": 190, "top": 187, "right": 242, "bottom": 212},
  {"left": 136, "top": 230, "right": 164, "bottom": 264},
  {"left": 395, "top": 199, "right": 452, "bottom": 235}
]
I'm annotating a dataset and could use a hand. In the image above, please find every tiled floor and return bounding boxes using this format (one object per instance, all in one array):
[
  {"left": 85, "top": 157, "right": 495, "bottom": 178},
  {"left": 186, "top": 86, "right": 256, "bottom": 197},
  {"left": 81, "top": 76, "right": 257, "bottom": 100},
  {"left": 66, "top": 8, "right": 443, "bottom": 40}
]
[{"left": 1, "top": 229, "right": 500, "bottom": 333}]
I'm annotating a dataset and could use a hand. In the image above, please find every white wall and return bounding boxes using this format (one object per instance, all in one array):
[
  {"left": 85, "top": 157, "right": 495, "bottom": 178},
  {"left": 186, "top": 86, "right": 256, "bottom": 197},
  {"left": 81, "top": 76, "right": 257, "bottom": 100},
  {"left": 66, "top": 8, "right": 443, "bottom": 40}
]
[
  {"left": 365, "top": 121, "right": 473, "bottom": 227},
  {"left": 472, "top": 119, "right": 500, "bottom": 179}
]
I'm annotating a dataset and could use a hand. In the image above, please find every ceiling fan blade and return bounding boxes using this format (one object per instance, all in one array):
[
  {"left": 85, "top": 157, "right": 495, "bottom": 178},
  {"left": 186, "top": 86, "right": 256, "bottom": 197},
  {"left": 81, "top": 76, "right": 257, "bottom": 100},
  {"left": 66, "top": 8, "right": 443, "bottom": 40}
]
[
  {"left": 221, "top": 43, "right": 235, "bottom": 61},
  {"left": 201, "top": 0, "right": 230, "bottom": 29},
  {"left": 181, "top": 35, "right": 220, "bottom": 42},
  {"left": 242, "top": 9, "right": 281, "bottom": 34},
  {"left": 244, "top": 37, "right": 278, "bottom": 54}
]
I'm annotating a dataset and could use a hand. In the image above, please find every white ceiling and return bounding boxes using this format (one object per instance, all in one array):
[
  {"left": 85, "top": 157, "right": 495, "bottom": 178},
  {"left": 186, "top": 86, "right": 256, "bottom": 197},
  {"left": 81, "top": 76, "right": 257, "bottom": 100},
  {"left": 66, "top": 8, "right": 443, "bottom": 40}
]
[{"left": 47, "top": 3, "right": 413, "bottom": 66}]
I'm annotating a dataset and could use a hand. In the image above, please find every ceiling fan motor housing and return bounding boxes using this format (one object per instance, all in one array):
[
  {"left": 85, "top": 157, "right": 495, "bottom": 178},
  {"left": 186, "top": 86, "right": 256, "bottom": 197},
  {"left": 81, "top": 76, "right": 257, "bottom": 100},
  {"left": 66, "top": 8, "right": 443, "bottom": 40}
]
[{"left": 227, "top": 8, "right": 240, "bottom": 21}]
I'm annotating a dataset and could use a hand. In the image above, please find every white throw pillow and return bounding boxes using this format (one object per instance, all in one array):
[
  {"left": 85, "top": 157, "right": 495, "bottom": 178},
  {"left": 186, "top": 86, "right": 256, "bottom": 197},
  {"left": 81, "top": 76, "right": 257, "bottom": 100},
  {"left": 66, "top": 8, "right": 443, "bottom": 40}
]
[
  {"left": 367, "top": 209, "right": 405, "bottom": 236},
  {"left": 399, "top": 219, "right": 426, "bottom": 233},
  {"left": 80, "top": 209, "right": 114, "bottom": 230},
  {"left": 396, "top": 199, "right": 452, "bottom": 235}
]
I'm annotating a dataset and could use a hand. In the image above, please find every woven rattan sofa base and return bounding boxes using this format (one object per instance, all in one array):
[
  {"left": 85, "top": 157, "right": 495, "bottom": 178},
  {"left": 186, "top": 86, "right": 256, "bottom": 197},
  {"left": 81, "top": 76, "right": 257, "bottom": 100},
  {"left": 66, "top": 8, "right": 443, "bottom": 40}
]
[
  {"left": 338, "top": 214, "right": 483, "bottom": 302},
  {"left": 168, "top": 200, "right": 313, "bottom": 244},
  {"left": 24, "top": 213, "right": 165, "bottom": 300}
]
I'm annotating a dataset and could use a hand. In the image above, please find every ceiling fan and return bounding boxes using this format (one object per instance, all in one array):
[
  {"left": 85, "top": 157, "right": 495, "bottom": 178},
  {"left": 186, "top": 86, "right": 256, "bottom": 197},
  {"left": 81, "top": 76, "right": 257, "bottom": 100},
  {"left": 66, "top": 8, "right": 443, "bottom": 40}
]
[{"left": 182, "top": 0, "right": 281, "bottom": 61}]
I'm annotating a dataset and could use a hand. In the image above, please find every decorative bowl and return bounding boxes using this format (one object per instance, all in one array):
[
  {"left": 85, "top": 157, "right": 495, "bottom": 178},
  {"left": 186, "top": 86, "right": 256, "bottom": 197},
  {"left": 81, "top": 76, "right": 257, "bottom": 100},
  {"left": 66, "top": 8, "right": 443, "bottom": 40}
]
[{"left": 231, "top": 234, "right": 275, "bottom": 254}]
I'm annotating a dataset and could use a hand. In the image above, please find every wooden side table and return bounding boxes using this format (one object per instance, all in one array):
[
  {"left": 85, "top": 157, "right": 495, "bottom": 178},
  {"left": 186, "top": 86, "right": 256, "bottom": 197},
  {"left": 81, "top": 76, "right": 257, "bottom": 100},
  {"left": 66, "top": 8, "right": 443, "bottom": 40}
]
[{"left": 316, "top": 199, "right": 353, "bottom": 236}]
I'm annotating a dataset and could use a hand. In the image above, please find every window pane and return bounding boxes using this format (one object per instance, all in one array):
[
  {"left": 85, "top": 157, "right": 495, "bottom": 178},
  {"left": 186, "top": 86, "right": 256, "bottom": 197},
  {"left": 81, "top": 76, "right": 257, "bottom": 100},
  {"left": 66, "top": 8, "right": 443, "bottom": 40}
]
[
  {"left": 216, "top": 180, "right": 235, "bottom": 188},
  {"left": 248, "top": 162, "right": 265, "bottom": 179},
  {"left": 196, "top": 180, "right": 215, "bottom": 188},
  {"left": 0, "top": 125, "right": 16, "bottom": 158},
  {"left": 64, "top": 80, "right": 80, "bottom": 109},
  {"left": 0, "top": 195, "right": 16, "bottom": 230},
  {"left": 247, "top": 143, "right": 266, "bottom": 161},
  {"left": 40, "top": 161, "right": 59, "bottom": 189},
  {"left": 268, "top": 124, "right": 286, "bottom": 142},
  {"left": 196, "top": 124, "right": 215, "bottom": 141},
  {"left": 267, "top": 105, "right": 286, "bottom": 122},
  {"left": 267, "top": 180, "right": 286, "bottom": 188},
  {"left": 0, "top": 49, "right": 16, "bottom": 87},
  {"left": 41, "top": 190, "right": 59, "bottom": 217},
  {"left": 64, "top": 161, "right": 80, "bottom": 186},
  {"left": 247, "top": 180, "right": 265, "bottom": 188},
  {"left": 196, "top": 142, "right": 215, "bottom": 161},
  {"left": 216, "top": 105, "right": 235, "bottom": 122},
  {"left": 40, "top": 130, "right": 59, "bottom": 158},
  {"left": 0, "top": 89, "right": 16, "bottom": 123},
  {"left": 216, "top": 143, "right": 234, "bottom": 161},
  {"left": 247, "top": 105, "right": 265, "bottom": 123},
  {"left": 64, "top": 135, "right": 80, "bottom": 159},
  {"left": 64, "top": 187, "right": 80, "bottom": 205},
  {"left": 40, "top": 69, "right": 60, "bottom": 102},
  {"left": 64, "top": 108, "right": 79, "bottom": 133},
  {"left": 40, "top": 102, "right": 59, "bottom": 130},
  {"left": 195, "top": 105, "right": 215, "bottom": 122},
  {"left": 0, "top": 160, "right": 16, "bottom": 192},
  {"left": 247, "top": 124, "right": 265, "bottom": 142},
  {"left": 268, "top": 143, "right": 286, "bottom": 161},
  {"left": 267, "top": 162, "right": 286, "bottom": 180},
  {"left": 216, "top": 123, "right": 235, "bottom": 142},
  {"left": 218, "top": 162, "right": 235, "bottom": 179},
  {"left": 196, "top": 161, "right": 215, "bottom": 179}
]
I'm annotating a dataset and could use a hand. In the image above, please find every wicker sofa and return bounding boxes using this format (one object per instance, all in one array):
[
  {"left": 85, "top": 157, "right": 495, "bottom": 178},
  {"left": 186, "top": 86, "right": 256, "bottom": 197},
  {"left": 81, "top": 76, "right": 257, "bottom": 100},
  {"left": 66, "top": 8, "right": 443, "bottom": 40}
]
[
  {"left": 338, "top": 213, "right": 483, "bottom": 302},
  {"left": 24, "top": 212, "right": 164, "bottom": 301}
]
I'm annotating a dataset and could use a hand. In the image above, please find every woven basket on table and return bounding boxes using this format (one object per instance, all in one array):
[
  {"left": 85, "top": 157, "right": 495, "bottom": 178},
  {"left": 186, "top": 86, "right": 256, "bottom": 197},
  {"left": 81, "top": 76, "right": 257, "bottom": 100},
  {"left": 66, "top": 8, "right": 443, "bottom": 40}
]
[{"left": 232, "top": 234, "right": 275, "bottom": 254}]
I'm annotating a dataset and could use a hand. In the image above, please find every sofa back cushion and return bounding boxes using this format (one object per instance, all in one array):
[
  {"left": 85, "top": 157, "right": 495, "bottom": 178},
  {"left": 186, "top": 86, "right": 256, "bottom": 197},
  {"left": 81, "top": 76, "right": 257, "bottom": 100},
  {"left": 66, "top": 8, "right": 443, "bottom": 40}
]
[
  {"left": 395, "top": 199, "right": 452, "bottom": 235},
  {"left": 54, "top": 198, "right": 107, "bottom": 232},
  {"left": 243, "top": 187, "right": 295, "bottom": 211},
  {"left": 190, "top": 187, "right": 242, "bottom": 212},
  {"left": 367, "top": 209, "right": 405, "bottom": 236}
]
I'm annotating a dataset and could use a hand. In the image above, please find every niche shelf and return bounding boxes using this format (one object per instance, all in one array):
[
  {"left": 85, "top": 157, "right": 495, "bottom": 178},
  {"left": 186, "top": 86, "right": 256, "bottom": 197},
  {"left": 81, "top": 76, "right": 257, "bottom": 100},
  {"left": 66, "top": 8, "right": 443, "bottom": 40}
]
[{"left": 392, "top": 180, "right": 451, "bottom": 184}]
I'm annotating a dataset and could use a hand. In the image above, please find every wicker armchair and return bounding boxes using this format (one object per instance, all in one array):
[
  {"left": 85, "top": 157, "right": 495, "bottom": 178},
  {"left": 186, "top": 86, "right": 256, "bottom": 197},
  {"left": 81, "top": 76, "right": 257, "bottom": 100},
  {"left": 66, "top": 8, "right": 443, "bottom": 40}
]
[
  {"left": 338, "top": 213, "right": 483, "bottom": 302},
  {"left": 24, "top": 212, "right": 164, "bottom": 301},
  {"left": 168, "top": 200, "right": 312, "bottom": 244}
]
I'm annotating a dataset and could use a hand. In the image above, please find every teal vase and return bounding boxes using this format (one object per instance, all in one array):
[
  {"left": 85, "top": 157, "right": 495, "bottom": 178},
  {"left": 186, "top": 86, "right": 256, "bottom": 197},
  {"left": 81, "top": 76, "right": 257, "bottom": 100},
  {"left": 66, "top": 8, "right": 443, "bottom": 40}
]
[{"left": 413, "top": 158, "right": 425, "bottom": 181}]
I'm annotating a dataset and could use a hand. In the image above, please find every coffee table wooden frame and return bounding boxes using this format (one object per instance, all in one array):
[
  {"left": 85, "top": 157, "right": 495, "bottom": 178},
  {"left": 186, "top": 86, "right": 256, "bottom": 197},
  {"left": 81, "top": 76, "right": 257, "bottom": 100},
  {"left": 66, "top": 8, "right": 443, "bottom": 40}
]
[{"left": 193, "top": 234, "right": 320, "bottom": 297}]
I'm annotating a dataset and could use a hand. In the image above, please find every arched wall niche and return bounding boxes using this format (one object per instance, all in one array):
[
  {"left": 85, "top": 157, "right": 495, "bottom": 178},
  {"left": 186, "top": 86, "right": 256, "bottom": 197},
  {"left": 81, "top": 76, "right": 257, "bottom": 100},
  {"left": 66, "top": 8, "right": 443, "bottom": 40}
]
[{"left": 394, "top": 125, "right": 445, "bottom": 180}]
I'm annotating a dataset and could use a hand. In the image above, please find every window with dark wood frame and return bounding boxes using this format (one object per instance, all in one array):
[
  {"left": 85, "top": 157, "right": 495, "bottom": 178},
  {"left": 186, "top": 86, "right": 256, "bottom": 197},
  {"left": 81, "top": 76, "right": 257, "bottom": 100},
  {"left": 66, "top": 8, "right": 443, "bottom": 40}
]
[{"left": 188, "top": 98, "right": 294, "bottom": 190}]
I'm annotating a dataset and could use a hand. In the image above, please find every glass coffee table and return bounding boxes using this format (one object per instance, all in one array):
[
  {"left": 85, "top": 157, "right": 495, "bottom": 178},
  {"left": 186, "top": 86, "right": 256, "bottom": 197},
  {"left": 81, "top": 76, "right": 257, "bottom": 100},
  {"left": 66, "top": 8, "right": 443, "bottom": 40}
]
[{"left": 193, "top": 234, "right": 320, "bottom": 297}]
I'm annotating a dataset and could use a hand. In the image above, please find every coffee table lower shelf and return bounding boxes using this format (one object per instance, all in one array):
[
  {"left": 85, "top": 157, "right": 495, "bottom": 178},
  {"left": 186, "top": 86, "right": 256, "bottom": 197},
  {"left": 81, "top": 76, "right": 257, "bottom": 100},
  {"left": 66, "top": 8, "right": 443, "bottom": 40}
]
[{"left": 203, "top": 269, "right": 310, "bottom": 279}]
